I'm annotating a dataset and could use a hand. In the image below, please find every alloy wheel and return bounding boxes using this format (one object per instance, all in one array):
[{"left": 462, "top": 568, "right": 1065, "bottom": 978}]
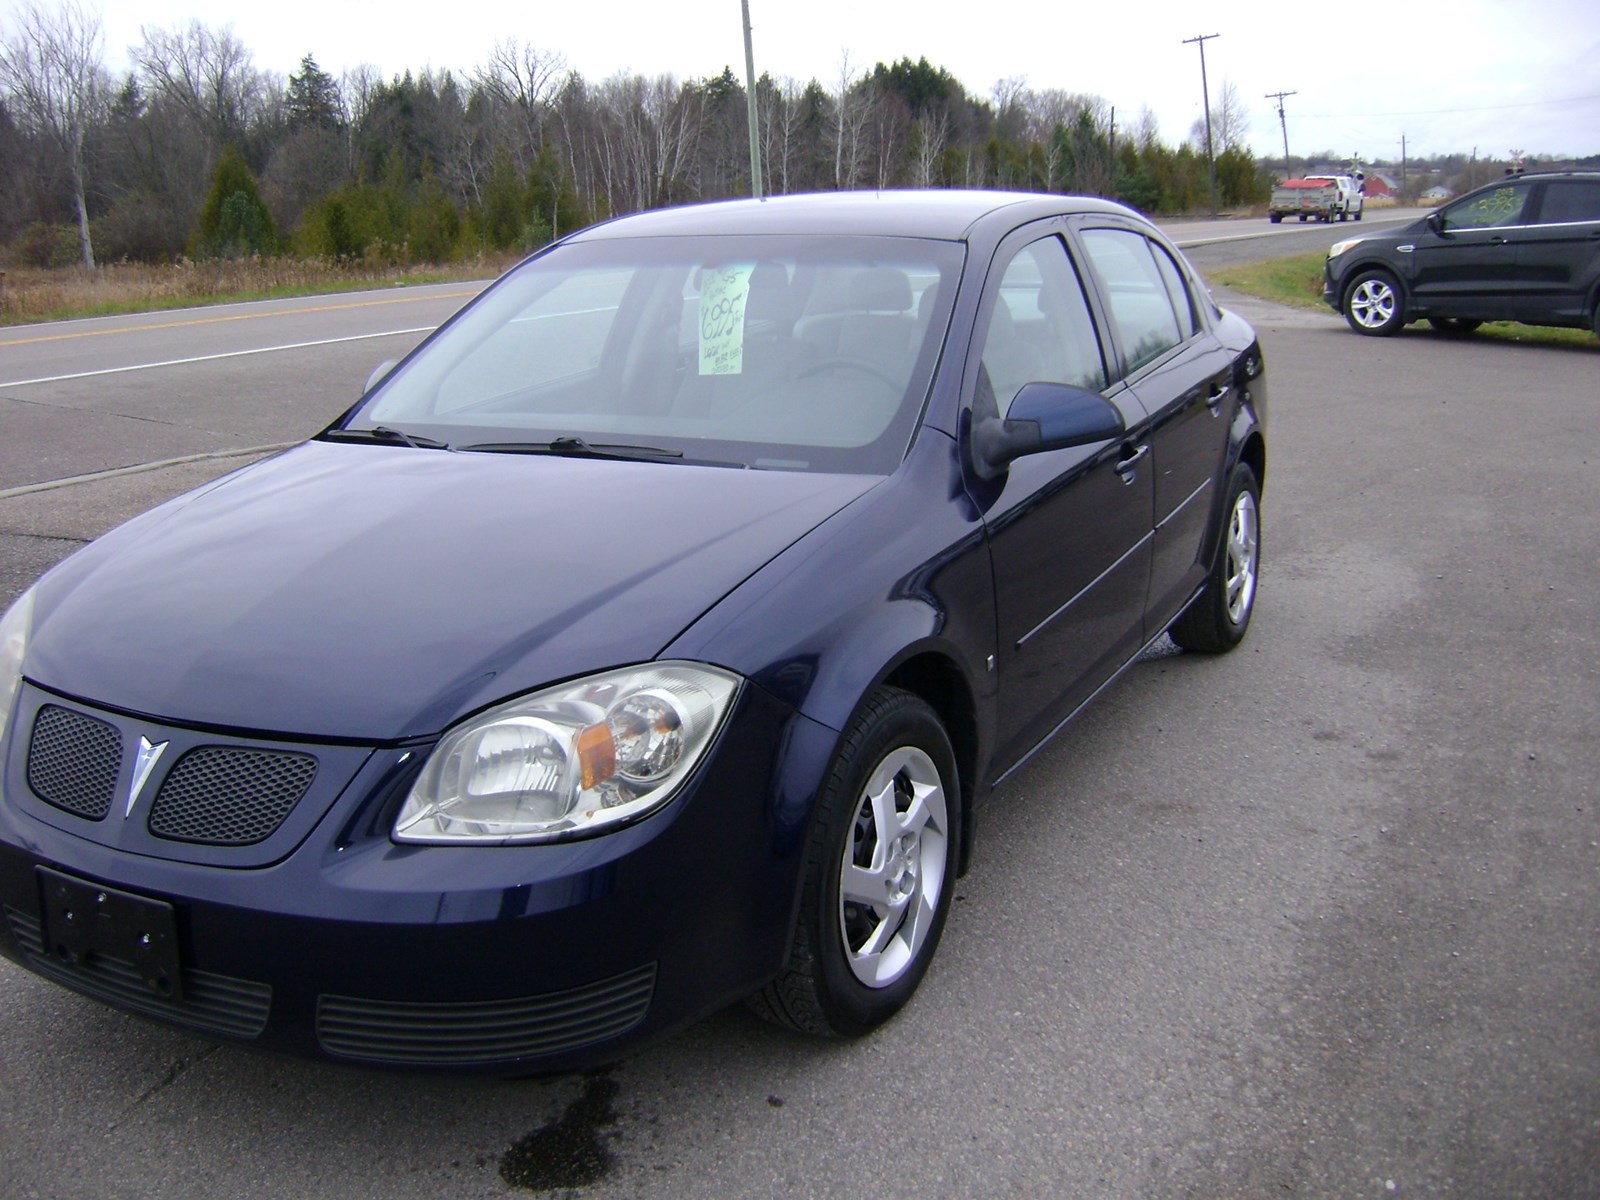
[{"left": 838, "top": 745, "right": 949, "bottom": 988}]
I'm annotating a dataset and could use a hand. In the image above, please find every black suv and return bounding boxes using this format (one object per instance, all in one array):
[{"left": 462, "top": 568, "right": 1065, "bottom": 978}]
[{"left": 1323, "top": 170, "right": 1600, "bottom": 338}]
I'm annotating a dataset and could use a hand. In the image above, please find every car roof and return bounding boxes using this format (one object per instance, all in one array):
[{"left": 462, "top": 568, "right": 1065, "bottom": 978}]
[{"left": 564, "top": 189, "right": 1139, "bottom": 243}]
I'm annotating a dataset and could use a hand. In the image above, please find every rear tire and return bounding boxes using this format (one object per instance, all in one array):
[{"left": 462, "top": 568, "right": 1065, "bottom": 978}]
[
  {"left": 749, "top": 688, "right": 960, "bottom": 1038},
  {"left": 1170, "top": 463, "right": 1261, "bottom": 654}
]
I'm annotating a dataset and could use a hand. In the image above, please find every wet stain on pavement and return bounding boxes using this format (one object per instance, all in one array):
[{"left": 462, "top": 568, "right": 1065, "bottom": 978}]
[{"left": 500, "top": 1071, "right": 621, "bottom": 1191}]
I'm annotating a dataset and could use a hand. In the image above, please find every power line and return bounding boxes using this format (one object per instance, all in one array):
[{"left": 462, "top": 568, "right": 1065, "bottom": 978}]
[{"left": 1288, "top": 92, "right": 1600, "bottom": 121}]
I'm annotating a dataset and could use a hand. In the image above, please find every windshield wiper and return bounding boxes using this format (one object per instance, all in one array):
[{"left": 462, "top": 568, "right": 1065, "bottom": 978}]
[
  {"left": 460, "top": 436, "right": 684, "bottom": 463},
  {"left": 321, "top": 426, "right": 452, "bottom": 450}
]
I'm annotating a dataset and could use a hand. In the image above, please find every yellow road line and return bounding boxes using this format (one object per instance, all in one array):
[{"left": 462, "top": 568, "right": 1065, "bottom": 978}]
[{"left": 0, "top": 288, "right": 482, "bottom": 348}]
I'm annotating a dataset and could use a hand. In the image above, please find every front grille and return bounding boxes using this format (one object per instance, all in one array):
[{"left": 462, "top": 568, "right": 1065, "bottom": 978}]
[
  {"left": 316, "top": 964, "right": 657, "bottom": 1065},
  {"left": 147, "top": 747, "right": 318, "bottom": 845},
  {"left": 5, "top": 906, "right": 271, "bottom": 1039},
  {"left": 27, "top": 705, "right": 122, "bottom": 820}
]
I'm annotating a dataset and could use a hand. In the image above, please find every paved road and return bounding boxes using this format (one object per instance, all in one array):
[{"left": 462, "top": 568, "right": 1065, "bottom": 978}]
[
  {"left": 0, "top": 209, "right": 1429, "bottom": 495},
  {"left": 2, "top": 209, "right": 1597, "bottom": 1199}
]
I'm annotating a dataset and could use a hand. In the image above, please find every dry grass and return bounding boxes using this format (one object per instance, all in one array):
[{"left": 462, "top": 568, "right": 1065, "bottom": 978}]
[{"left": 0, "top": 255, "right": 521, "bottom": 327}]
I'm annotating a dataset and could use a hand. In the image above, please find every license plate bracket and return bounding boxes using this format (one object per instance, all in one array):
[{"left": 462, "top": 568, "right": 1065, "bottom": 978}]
[{"left": 37, "top": 867, "right": 183, "bottom": 1000}]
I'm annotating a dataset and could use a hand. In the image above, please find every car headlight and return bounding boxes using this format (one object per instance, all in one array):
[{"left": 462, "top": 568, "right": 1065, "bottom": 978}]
[
  {"left": 1328, "top": 237, "right": 1365, "bottom": 260},
  {"left": 393, "top": 662, "right": 741, "bottom": 844},
  {"left": 0, "top": 587, "right": 35, "bottom": 751}
]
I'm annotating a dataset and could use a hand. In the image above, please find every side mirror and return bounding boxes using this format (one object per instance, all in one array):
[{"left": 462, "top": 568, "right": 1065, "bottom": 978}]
[
  {"left": 971, "top": 382, "right": 1125, "bottom": 481},
  {"left": 1425, "top": 211, "right": 1444, "bottom": 235},
  {"left": 364, "top": 359, "right": 399, "bottom": 395}
]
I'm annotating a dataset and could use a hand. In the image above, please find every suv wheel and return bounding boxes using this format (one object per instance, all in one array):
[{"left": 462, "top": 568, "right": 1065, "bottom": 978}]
[{"left": 1344, "top": 270, "right": 1405, "bottom": 336}]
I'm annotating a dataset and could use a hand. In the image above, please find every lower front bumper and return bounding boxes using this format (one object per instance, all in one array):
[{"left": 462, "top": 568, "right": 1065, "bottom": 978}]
[
  {"left": 0, "top": 682, "right": 834, "bottom": 1073},
  {"left": 1321, "top": 265, "right": 1340, "bottom": 312}
]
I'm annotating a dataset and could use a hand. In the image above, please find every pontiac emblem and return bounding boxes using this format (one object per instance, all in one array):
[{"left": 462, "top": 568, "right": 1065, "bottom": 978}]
[{"left": 125, "top": 736, "right": 169, "bottom": 818}]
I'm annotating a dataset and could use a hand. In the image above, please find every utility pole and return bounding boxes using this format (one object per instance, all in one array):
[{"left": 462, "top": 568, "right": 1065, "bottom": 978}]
[
  {"left": 1183, "top": 33, "right": 1220, "bottom": 215},
  {"left": 741, "top": 0, "right": 764, "bottom": 199},
  {"left": 1265, "top": 89, "right": 1296, "bottom": 178},
  {"left": 1108, "top": 106, "right": 1117, "bottom": 194}
]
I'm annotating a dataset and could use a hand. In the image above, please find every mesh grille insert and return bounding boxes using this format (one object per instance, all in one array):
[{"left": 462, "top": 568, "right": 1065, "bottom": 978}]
[
  {"left": 27, "top": 705, "right": 122, "bottom": 820},
  {"left": 147, "top": 747, "right": 318, "bottom": 845}
]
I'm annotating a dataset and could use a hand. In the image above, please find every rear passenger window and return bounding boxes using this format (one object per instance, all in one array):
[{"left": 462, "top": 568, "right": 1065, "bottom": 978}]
[
  {"left": 1536, "top": 181, "right": 1600, "bottom": 225},
  {"left": 1079, "top": 228, "right": 1185, "bottom": 373}
]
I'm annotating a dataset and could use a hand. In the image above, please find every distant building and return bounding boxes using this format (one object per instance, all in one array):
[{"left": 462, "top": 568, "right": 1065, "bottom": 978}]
[{"left": 1422, "top": 185, "right": 1454, "bottom": 202}]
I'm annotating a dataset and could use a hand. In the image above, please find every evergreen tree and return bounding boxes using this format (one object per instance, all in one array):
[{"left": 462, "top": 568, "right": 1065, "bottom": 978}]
[
  {"left": 409, "top": 163, "right": 461, "bottom": 262},
  {"left": 286, "top": 54, "right": 341, "bottom": 131},
  {"left": 194, "top": 143, "right": 277, "bottom": 256}
]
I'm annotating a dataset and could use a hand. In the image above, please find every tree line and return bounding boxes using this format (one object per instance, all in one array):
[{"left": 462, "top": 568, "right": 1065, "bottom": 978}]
[{"left": 1, "top": 4, "right": 1267, "bottom": 270}]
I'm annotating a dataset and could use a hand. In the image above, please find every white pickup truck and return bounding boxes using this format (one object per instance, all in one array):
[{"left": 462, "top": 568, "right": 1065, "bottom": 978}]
[
  {"left": 1268, "top": 173, "right": 1366, "bottom": 223},
  {"left": 1303, "top": 173, "right": 1365, "bottom": 221}
]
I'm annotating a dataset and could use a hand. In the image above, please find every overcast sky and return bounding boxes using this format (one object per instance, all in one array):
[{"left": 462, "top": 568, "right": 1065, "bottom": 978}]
[{"left": 8, "top": 0, "right": 1599, "bottom": 163}]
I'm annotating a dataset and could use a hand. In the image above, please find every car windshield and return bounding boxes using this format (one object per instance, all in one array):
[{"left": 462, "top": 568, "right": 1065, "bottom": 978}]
[{"left": 348, "top": 234, "right": 965, "bottom": 474}]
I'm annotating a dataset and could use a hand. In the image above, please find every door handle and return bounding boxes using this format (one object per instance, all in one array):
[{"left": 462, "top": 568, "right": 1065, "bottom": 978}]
[
  {"left": 1206, "top": 383, "right": 1230, "bottom": 413},
  {"left": 1114, "top": 443, "right": 1149, "bottom": 483}
]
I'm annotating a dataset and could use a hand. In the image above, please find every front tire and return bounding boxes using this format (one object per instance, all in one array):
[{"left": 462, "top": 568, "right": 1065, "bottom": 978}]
[
  {"left": 1170, "top": 463, "right": 1261, "bottom": 654},
  {"left": 750, "top": 688, "right": 960, "bottom": 1038},
  {"left": 1343, "top": 269, "right": 1405, "bottom": 336}
]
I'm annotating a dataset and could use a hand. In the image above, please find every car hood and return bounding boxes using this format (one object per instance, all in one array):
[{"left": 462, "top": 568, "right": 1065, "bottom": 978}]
[{"left": 26, "top": 442, "right": 876, "bottom": 740}]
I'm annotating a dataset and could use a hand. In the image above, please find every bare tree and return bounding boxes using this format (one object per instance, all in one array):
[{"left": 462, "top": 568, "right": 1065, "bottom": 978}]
[
  {"left": 990, "top": 76, "right": 1030, "bottom": 144},
  {"left": 0, "top": 0, "right": 108, "bottom": 267},
  {"left": 136, "top": 21, "right": 264, "bottom": 151},
  {"left": 832, "top": 52, "right": 868, "bottom": 188},
  {"left": 910, "top": 110, "right": 947, "bottom": 187},
  {"left": 1134, "top": 105, "right": 1163, "bottom": 149},
  {"left": 585, "top": 73, "right": 704, "bottom": 214},
  {"left": 759, "top": 76, "right": 822, "bottom": 195},
  {"left": 474, "top": 39, "right": 566, "bottom": 171},
  {"left": 1189, "top": 78, "right": 1249, "bottom": 152}
]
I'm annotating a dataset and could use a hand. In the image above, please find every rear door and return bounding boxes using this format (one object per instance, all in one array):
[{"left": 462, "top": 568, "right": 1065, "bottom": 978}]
[
  {"left": 1514, "top": 178, "right": 1600, "bottom": 324},
  {"left": 1072, "top": 220, "right": 1236, "bottom": 632}
]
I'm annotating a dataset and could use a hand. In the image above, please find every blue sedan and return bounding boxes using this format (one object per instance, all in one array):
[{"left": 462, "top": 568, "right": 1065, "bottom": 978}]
[{"left": 0, "top": 190, "right": 1265, "bottom": 1071}]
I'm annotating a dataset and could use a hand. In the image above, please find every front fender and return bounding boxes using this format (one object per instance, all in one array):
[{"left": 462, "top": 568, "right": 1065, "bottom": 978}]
[{"left": 663, "top": 432, "right": 995, "bottom": 739}]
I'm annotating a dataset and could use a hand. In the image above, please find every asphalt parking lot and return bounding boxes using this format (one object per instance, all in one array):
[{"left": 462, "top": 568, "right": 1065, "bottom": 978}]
[{"left": 1, "top": 237, "right": 1596, "bottom": 1198}]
